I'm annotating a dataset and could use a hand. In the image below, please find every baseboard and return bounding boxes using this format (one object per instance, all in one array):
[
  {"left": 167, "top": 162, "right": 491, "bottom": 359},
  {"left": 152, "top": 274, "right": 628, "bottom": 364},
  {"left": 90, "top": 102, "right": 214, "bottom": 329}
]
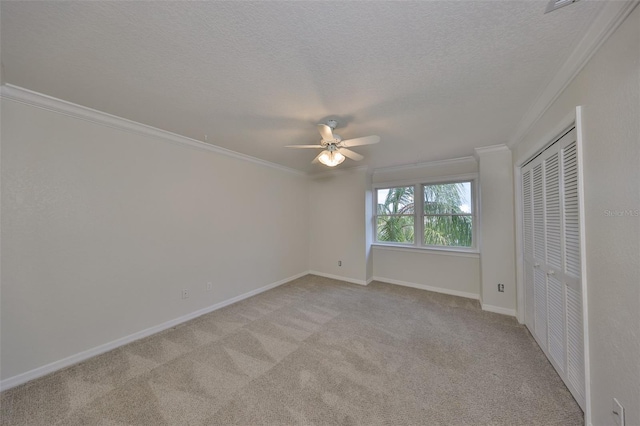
[
  {"left": 366, "top": 276, "right": 374, "bottom": 285},
  {"left": 0, "top": 271, "right": 307, "bottom": 391},
  {"left": 480, "top": 303, "right": 517, "bottom": 317},
  {"left": 308, "top": 271, "right": 368, "bottom": 286},
  {"left": 372, "top": 276, "right": 479, "bottom": 300}
]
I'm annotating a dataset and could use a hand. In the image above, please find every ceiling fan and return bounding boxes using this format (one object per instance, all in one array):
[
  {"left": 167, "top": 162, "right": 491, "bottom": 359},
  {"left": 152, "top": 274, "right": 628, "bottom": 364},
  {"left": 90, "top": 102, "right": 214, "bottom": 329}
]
[{"left": 285, "top": 120, "right": 380, "bottom": 167}]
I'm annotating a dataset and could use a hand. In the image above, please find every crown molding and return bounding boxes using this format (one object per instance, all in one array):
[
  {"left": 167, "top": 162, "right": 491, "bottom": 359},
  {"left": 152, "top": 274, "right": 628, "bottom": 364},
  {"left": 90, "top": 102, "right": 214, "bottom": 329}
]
[
  {"left": 0, "top": 84, "right": 306, "bottom": 176},
  {"left": 372, "top": 156, "right": 477, "bottom": 175},
  {"left": 474, "top": 144, "right": 511, "bottom": 159},
  {"left": 509, "top": 0, "right": 639, "bottom": 148}
]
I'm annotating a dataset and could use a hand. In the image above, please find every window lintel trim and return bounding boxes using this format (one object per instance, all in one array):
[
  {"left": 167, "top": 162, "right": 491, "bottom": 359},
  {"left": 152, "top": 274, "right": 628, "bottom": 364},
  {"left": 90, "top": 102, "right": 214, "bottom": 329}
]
[{"left": 372, "top": 173, "right": 478, "bottom": 190}]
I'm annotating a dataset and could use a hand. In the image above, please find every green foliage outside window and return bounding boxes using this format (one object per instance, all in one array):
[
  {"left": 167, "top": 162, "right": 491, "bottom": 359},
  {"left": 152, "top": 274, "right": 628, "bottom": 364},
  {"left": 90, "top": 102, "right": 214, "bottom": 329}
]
[
  {"left": 376, "top": 182, "right": 473, "bottom": 247},
  {"left": 376, "top": 186, "right": 414, "bottom": 243}
]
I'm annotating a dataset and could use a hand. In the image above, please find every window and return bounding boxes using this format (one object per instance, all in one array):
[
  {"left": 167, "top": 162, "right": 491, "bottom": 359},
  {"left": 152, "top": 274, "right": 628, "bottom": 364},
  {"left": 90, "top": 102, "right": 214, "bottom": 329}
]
[
  {"left": 423, "top": 182, "right": 473, "bottom": 247},
  {"left": 375, "top": 180, "right": 475, "bottom": 250},
  {"left": 375, "top": 186, "right": 415, "bottom": 243}
]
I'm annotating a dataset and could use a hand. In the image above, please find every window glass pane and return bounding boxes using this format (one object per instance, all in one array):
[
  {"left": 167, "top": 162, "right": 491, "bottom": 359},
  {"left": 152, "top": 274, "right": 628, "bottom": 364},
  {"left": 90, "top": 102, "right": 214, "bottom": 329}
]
[
  {"left": 377, "top": 215, "right": 415, "bottom": 243},
  {"left": 424, "top": 215, "right": 473, "bottom": 247},
  {"left": 377, "top": 187, "right": 414, "bottom": 215},
  {"left": 424, "top": 182, "right": 471, "bottom": 214}
]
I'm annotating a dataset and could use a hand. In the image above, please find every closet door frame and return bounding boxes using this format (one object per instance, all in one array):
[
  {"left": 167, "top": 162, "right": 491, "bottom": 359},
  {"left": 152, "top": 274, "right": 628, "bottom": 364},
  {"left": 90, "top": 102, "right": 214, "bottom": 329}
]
[{"left": 513, "top": 106, "right": 591, "bottom": 423}]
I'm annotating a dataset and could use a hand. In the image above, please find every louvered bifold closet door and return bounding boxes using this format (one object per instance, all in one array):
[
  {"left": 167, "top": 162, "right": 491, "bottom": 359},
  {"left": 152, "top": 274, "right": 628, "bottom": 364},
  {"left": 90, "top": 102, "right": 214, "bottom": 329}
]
[
  {"left": 521, "top": 127, "right": 585, "bottom": 410},
  {"left": 563, "top": 140, "right": 585, "bottom": 407},
  {"left": 532, "top": 163, "right": 547, "bottom": 346},
  {"left": 545, "top": 152, "right": 565, "bottom": 371},
  {"left": 522, "top": 170, "right": 535, "bottom": 326}
]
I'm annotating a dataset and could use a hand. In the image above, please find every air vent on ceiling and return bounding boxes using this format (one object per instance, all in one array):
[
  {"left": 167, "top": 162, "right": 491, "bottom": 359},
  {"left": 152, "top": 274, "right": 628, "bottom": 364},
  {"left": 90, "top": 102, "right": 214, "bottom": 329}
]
[{"left": 545, "top": 0, "right": 580, "bottom": 13}]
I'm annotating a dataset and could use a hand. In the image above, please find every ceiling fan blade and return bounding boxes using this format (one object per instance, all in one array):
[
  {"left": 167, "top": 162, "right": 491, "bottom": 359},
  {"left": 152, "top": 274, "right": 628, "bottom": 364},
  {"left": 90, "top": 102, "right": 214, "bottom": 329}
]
[
  {"left": 317, "top": 124, "right": 334, "bottom": 141},
  {"left": 340, "top": 135, "right": 380, "bottom": 147},
  {"left": 311, "top": 151, "right": 324, "bottom": 164},
  {"left": 285, "top": 144, "right": 323, "bottom": 149},
  {"left": 338, "top": 148, "right": 364, "bottom": 161}
]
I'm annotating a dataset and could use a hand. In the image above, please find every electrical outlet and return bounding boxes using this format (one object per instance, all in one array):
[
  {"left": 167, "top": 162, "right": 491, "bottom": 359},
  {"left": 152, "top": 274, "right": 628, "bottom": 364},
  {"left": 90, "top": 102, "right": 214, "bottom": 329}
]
[
  {"left": 181, "top": 289, "right": 189, "bottom": 299},
  {"left": 498, "top": 283, "right": 504, "bottom": 292},
  {"left": 338, "top": 260, "right": 342, "bottom": 267},
  {"left": 206, "top": 282, "right": 213, "bottom": 292},
  {"left": 612, "top": 398, "right": 624, "bottom": 426}
]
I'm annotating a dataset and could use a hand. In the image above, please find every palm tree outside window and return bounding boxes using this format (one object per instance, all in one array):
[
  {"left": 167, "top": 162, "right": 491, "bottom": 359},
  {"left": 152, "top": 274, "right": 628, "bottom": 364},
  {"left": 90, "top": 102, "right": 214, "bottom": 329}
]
[
  {"left": 375, "top": 181, "right": 474, "bottom": 248},
  {"left": 376, "top": 186, "right": 415, "bottom": 243}
]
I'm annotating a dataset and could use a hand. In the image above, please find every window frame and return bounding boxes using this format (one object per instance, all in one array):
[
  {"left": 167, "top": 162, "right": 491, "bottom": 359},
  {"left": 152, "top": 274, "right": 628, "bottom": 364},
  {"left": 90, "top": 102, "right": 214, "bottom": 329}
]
[{"left": 373, "top": 174, "right": 479, "bottom": 253}]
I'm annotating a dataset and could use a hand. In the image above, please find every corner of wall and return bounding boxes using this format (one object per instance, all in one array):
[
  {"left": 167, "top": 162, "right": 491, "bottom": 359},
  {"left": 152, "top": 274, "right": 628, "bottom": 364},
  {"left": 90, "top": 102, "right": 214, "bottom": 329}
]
[{"left": 476, "top": 146, "right": 517, "bottom": 312}]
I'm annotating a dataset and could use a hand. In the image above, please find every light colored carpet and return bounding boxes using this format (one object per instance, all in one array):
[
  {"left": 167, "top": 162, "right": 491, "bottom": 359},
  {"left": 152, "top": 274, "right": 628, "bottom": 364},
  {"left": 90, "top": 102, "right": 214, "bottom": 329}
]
[{"left": 0, "top": 275, "right": 583, "bottom": 425}]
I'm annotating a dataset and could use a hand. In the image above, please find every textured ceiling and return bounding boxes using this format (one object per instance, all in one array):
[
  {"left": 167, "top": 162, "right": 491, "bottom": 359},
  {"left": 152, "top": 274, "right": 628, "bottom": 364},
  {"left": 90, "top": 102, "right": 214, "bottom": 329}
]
[{"left": 1, "top": 1, "right": 604, "bottom": 173}]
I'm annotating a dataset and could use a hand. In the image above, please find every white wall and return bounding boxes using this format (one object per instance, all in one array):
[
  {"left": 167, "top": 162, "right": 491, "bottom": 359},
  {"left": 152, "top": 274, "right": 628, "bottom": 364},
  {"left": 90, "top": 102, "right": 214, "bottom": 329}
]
[
  {"left": 0, "top": 98, "right": 309, "bottom": 381},
  {"left": 371, "top": 158, "right": 482, "bottom": 299},
  {"left": 364, "top": 172, "right": 374, "bottom": 282},
  {"left": 372, "top": 247, "right": 480, "bottom": 298},
  {"left": 308, "top": 158, "right": 485, "bottom": 300},
  {"left": 371, "top": 157, "right": 478, "bottom": 185},
  {"left": 308, "top": 168, "right": 368, "bottom": 284},
  {"left": 475, "top": 146, "right": 516, "bottom": 313},
  {"left": 513, "top": 7, "right": 639, "bottom": 425}
]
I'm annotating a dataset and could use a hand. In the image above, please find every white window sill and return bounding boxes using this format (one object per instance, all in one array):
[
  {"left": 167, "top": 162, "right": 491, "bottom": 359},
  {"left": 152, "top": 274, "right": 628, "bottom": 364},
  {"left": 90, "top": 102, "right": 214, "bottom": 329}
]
[{"left": 371, "top": 243, "right": 480, "bottom": 258}]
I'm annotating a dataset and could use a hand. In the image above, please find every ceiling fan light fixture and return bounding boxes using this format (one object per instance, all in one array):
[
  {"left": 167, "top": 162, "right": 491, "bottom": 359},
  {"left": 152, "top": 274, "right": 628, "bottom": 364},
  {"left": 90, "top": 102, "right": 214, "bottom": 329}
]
[
  {"left": 318, "top": 150, "right": 345, "bottom": 167},
  {"left": 285, "top": 119, "right": 380, "bottom": 166}
]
